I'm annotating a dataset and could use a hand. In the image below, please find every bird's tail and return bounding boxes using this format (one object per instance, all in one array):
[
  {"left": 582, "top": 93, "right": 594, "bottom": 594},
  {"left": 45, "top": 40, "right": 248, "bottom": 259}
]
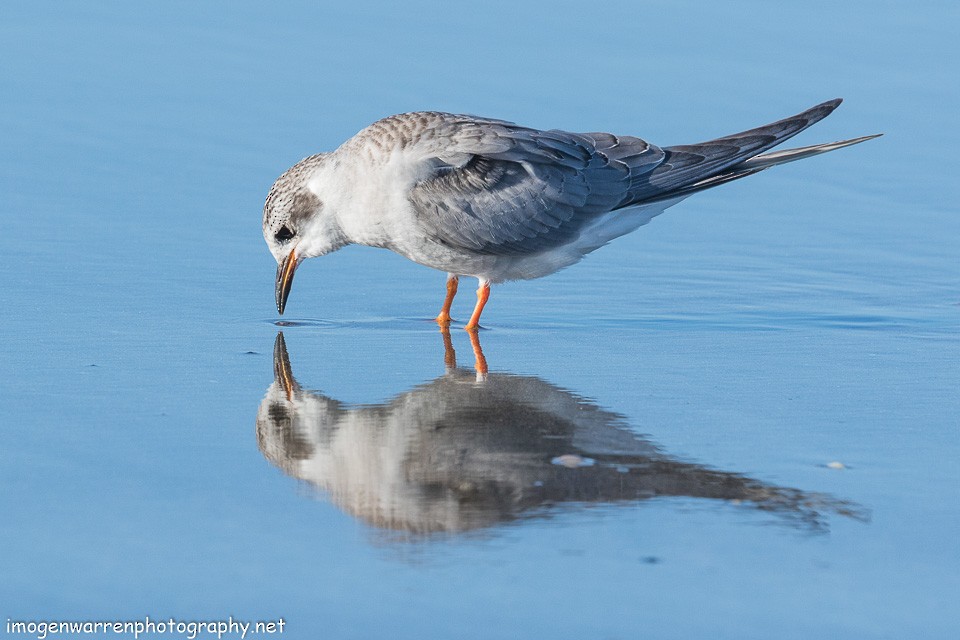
[
  {"left": 737, "top": 134, "right": 883, "bottom": 171},
  {"left": 643, "top": 134, "right": 882, "bottom": 203},
  {"left": 628, "top": 99, "right": 881, "bottom": 205}
]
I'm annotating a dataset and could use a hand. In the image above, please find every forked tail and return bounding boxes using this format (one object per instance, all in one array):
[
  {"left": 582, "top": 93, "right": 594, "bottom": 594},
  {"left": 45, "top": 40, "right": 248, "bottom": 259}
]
[{"left": 629, "top": 99, "right": 881, "bottom": 205}]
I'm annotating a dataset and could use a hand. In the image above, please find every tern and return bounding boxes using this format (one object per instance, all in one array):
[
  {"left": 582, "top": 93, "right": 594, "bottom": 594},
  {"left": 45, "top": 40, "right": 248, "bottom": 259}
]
[{"left": 263, "top": 99, "right": 878, "bottom": 328}]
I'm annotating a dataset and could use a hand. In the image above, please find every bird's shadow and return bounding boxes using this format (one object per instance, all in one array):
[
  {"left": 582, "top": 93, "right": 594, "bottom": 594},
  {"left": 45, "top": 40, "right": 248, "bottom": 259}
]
[{"left": 255, "top": 330, "right": 868, "bottom": 540}]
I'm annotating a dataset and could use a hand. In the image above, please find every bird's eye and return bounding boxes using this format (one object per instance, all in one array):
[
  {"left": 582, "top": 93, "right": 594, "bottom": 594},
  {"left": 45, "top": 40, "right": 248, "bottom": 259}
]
[{"left": 275, "top": 225, "right": 295, "bottom": 242}]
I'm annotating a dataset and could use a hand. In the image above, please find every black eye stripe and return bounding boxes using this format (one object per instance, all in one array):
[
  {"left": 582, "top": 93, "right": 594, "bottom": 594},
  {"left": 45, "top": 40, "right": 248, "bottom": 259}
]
[{"left": 275, "top": 225, "right": 295, "bottom": 242}]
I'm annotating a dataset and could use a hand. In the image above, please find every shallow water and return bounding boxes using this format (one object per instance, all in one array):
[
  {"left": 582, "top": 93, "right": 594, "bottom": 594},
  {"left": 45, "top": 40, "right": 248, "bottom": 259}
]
[{"left": 2, "top": 2, "right": 959, "bottom": 638}]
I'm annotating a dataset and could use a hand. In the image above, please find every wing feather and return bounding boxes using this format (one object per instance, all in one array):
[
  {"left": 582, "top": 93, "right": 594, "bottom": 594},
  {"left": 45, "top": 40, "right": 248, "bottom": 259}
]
[
  {"left": 401, "top": 100, "right": 850, "bottom": 257},
  {"left": 408, "top": 117, "right": 663, "bottom": 256},
  {"left": 626, "top": 99, "right": 843, "bottom": 204}
]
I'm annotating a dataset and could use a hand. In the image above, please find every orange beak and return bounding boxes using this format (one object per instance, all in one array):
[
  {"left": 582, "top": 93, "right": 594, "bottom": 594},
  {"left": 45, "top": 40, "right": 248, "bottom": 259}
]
[{"left": 275, "top": 248, "right": 298, "bottom": 315}]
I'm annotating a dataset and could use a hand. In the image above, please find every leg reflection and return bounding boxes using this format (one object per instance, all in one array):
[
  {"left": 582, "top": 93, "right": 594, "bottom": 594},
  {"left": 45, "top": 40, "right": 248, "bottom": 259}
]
[
  {"left": 468, "top": 328, "right": 488, "bottom": 379},
  {"left": 440, "top": 325, "right": 457, "bottom": 371},
  {"left": 438, "top": 326, "right": 488, "bottom": 379}
]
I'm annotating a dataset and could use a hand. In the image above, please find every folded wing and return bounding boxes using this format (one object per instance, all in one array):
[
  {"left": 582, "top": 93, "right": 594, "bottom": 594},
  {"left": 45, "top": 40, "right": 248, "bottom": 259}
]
[{"left": 407, "top": 99, "right": 859, "bottom": 257}]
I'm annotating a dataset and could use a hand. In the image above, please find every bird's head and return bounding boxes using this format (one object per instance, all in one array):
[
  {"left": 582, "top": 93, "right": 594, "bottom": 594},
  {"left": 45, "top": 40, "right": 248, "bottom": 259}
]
[{"left": 263, "top": 153, "right": 346, "bottom": 314}]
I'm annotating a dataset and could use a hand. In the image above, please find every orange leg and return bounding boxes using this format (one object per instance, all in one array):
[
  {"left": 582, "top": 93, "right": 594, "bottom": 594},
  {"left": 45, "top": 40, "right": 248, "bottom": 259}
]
[
  {"left": 464, "top": 281, "right": 490, "bottom": 331},
  {"left": 435, "top": 275, "right": 459, "bottom": 326}
]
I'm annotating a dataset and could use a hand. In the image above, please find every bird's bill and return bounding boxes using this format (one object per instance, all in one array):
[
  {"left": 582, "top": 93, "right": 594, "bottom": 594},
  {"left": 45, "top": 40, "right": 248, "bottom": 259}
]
[{"left": 275, "top": 248, "right": 298, "bottom": 315}]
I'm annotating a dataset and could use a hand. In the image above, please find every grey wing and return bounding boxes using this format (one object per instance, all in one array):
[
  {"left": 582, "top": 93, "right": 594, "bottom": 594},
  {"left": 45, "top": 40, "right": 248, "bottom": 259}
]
[
  {"left": 625, "top": 99, "right": 845, "bottom": 204},
  {"left": 408, "top": 117, "right": 665, "bottom": 256},
  {"left": 406, "top": 100, "right": 847, "bottom": 256}
]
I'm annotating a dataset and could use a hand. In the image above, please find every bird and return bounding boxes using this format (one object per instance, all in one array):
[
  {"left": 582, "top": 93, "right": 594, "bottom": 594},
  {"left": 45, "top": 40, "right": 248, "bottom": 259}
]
[{"left": 263, "top": 98, "right": 879, "bottom": 329}]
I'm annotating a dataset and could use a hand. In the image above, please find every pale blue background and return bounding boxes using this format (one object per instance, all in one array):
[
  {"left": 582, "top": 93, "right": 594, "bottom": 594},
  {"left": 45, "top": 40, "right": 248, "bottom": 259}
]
[{"left": 1, "top": 2, "right": 958, "bottom": 638}]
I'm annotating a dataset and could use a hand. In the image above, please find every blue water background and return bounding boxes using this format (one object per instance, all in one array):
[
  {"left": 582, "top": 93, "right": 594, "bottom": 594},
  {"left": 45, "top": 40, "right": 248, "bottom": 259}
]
[{"left": 1, "top": 1, "right": 958, "bottom": 638}]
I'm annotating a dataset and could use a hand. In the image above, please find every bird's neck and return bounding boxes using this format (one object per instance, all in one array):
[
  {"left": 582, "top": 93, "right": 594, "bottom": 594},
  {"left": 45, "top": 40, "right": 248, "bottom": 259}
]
[{"left": 312, "top": 148, "right": 416, "bottom": 251}]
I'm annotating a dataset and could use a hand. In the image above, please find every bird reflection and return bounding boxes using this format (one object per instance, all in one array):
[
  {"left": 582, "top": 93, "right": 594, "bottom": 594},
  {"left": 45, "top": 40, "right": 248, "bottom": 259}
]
[{"left": 256, "top": 331, "right": 866, "bottom": 536}]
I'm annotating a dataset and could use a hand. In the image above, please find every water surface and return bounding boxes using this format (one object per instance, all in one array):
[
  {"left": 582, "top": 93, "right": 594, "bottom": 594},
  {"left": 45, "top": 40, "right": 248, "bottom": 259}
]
[{"left": 1, "top": 2, "right": 958, "bottom": 639}]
